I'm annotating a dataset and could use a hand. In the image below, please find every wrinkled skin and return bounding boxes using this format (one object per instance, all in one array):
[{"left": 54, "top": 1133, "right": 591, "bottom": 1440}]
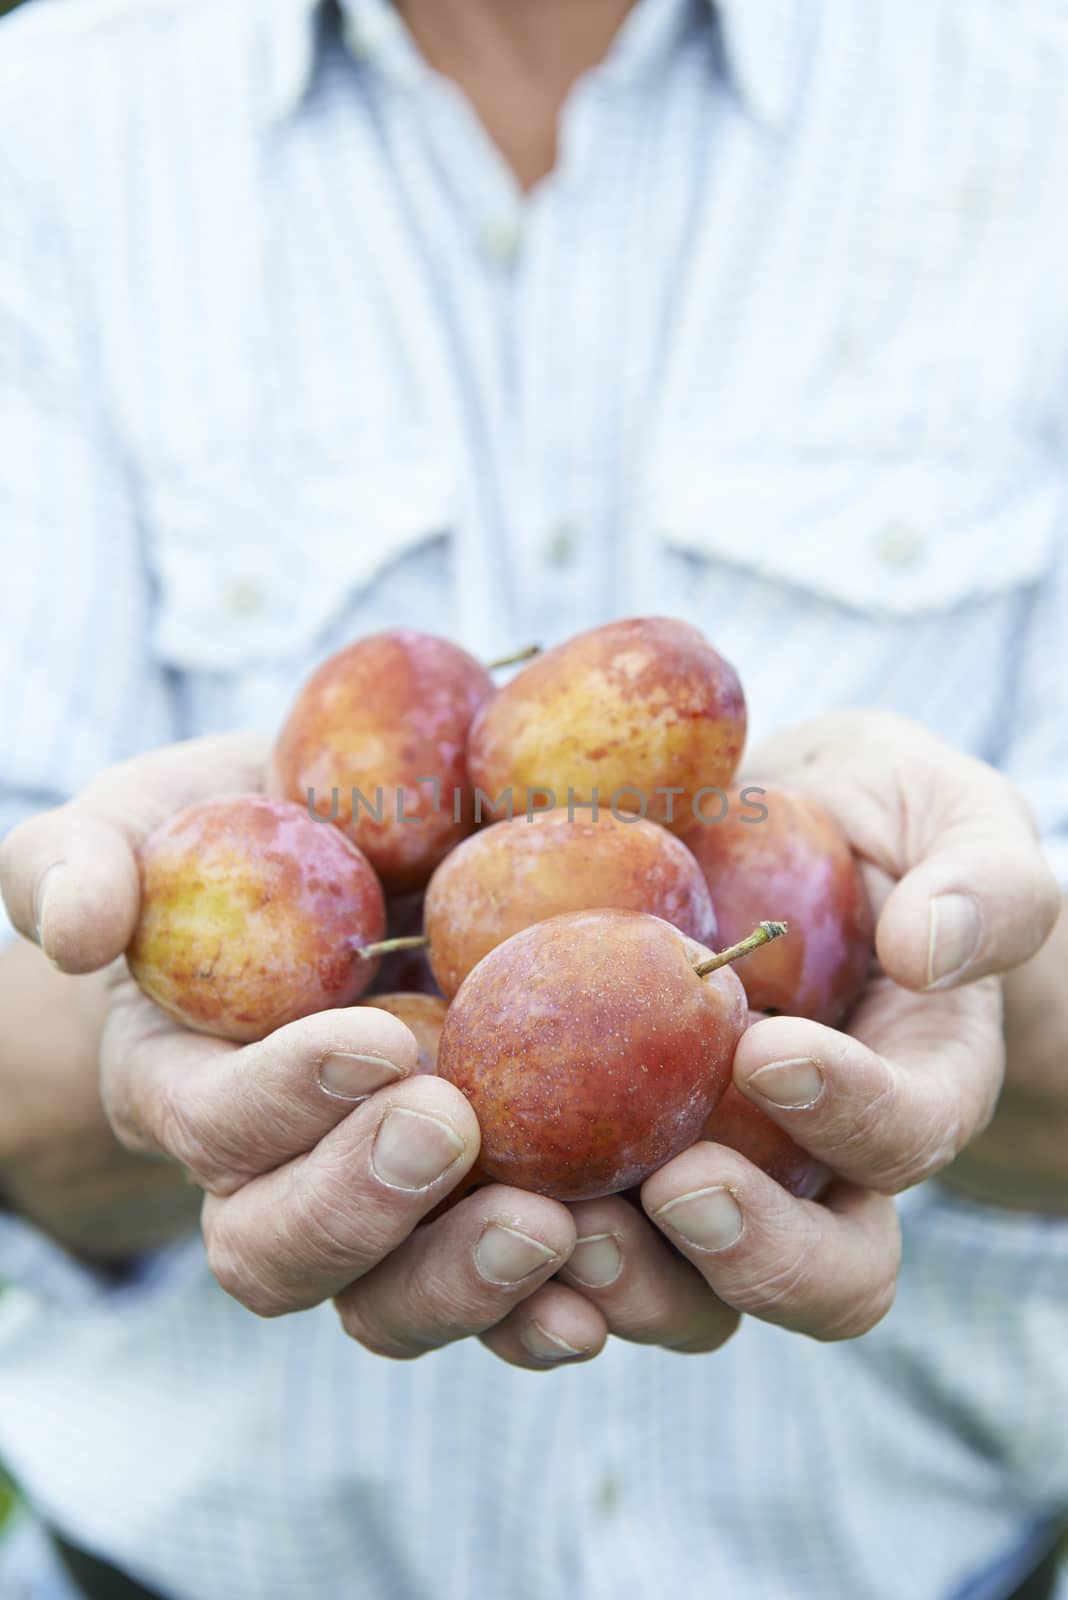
[
  {"left": 437, "top": 909, "right": 748, "bottom": 1201},
  {"left": 688, "top": 783, "right": 874, "bottom": 1025},
  {"left": 425, "top": 808, "right": 718, "bottom": 998},
  {"left": 466, "top": 617, "right": 746, "bottom": 835},
  {"left": 270, "top": 629, "right": 494, "bottom": 893},
  {"left": 127, "top": 795, "right": 385, "bottom": 1042},
  {"left": 702, "top": 1084, "right": 831, "bottom": 1200},
  {"left": 358, "top": 992, "right": 447, "bottom": 1075}
]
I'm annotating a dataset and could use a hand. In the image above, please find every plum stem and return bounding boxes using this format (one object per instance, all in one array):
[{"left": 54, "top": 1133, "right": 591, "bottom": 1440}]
[
  {"left": 484, "top": 643, "right": 541, "bottom": 671},
  {"left": 693, "top": 921, "right": 788, "bottom": 978},
  {"left": 357, "top": 934, "right": 430, "bottom": 961}
]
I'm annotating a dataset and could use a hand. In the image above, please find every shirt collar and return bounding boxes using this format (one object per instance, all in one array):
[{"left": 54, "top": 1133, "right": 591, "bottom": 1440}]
[
  {"left": 265, "top": 0, "right": 803, "bottom": 131},
  {"left": 714, "top": 0, "right": 804, "bottom": 129}
]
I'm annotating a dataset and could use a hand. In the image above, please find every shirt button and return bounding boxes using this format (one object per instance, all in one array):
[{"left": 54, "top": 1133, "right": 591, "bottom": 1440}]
[
  {"left": 873, "top": 522, "right": 926, "bottom": 569},
  {"left": 593, "top": 1472, "right": 622, "bottom": 1518},
  {"left": 544, "top": 524, "right": 577, "bottom": 566},
  {"left": 481, "top": 218, "right": 522, "bottom": 267},
  {"left": 223, "top": 578, "right": 266, "bottom": 619}
]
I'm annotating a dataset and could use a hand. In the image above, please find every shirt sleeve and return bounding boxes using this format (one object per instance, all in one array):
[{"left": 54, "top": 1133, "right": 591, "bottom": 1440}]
[
  {"left": 0, "top": 149, "right": 180, "bottom": 923},
  {"left": 0, "top": 152, "right": 189, "bottom": 1304},
  {"left": 994, "top": 518, "right": 1068, "bottom": 888}
]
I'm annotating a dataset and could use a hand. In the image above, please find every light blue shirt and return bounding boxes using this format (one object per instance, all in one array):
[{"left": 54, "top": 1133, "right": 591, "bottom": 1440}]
[{"left": 1, "top": 1, "right": 1067, "bottom": 1596}]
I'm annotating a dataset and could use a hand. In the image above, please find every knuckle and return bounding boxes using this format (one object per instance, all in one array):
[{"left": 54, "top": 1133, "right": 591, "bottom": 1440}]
[
  {"left": 204, "top": 1217, "right": 292, "bottom": 1319},
  {"left": 825, "top": 1074, "right": 901, "bottom": 1175},
  {"left": 610, "top": 1299, "right": 676, "bottom": 1346},
  {"left": 153, "top": 1082, "right": 234, "bottom": 1191},
  {"left": 814, "top": 1275, "right": 897, "bottom": 1342},
  {"left": 291, "top": 1166, "right": 391, "bottom": 1278},
  {"left": 335, "top": 1295, "right": 423, "bottom": 1360},
  {"left": 724, "top": 1248, "right": 814, "bottom": 1318},
  {"left": 663, "top": 1316, "right": 739, "bottom": 1355},
  {"left": 865, "top": 1105, "right": 965, "bottom": 1194}
]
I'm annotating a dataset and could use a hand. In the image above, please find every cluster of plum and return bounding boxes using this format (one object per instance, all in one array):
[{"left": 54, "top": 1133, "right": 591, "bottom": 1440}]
[{"left": 127, "top": 618, "right": 874, "bottom": 1207}]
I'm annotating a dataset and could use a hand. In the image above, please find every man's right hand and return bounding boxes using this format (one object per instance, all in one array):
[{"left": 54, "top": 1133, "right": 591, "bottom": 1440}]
[{"left": 0, "top": 737, "right": 595, "bottom": 1367}]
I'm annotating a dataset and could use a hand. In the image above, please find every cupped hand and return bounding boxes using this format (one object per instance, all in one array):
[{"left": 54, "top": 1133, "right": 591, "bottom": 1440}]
[
  {"left": 496, "top": 712, "right": 1059, "bottom": 1356},
  {"left": 0, "top": 738, "right": 585, "bottom": 1368}
]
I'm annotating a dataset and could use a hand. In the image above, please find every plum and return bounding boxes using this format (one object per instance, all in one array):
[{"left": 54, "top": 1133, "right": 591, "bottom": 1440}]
[
  {"left": 270, "top": 629, "right": 493, "bottom": 894},
  {"left": 689, "top": 784, "right": 873, "bottom": 1025},
  {"left": 357, "top": 991, "right": 447, "bottom": 1075},
  {"left": 466, "top": 617, "right": 746, "bottom": 835},
  {"left": 126, "top": 795, "right": 385, "bottom": 1042},
  {"left": 437, "top": 908, "right": 750, "bottom": 1202},
  {"left": 424, "top": 807, "right": 718, "bottom": 999}
]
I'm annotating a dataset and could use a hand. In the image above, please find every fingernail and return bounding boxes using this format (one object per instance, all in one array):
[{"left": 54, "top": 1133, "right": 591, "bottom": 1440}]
[
  {"left": 745, "top": 1057, "right": 824, "bottom": 1109},
  {"left": 372, "top": 1107, "right": 464, "bottom": 1190},
  {"left": 32, "top": 862, "right": 66, "bottom": 949},
  {"left": 319, "top": 1052, "right": 407, "bottom": 1102},
  {"left": 926, "top": 893, "right": 983, "bottom": 987},
  {"left": 654, "top": 1186, "right": 744, "bottom": 1252},
  {"left": 475, "top": 1223, "right": 558, "bottom": 1285},
  {"left": 520, "top": 1321, "right": 586, "bottom": 1363},
  {"left": 565, "top": 1233, "right": 623, "bottom": 1288}
]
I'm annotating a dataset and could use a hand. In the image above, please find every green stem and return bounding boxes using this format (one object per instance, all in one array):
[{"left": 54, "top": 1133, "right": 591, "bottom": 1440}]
[
  {"left": 692, "top": 921, "right": 788, "bottom": 978},
  {"left": 357, "top": 935, "right": 430, "bottom": 961},
  {"left": 484, "top": 643, "right": 541, "bottom": 671}
]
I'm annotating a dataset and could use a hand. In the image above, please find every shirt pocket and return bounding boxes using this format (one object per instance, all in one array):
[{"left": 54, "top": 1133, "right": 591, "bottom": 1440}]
[
  {"left": 649, "top": 445, "right": 1062, "bottom": 617},
  {"left": 140, "top": 438, "right": 456, "bottom": 674}
]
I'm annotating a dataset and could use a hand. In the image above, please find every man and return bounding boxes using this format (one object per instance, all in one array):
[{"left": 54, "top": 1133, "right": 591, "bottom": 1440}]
[{"left": 0, "top": 1, "right": 1066, "bottom": 1597}]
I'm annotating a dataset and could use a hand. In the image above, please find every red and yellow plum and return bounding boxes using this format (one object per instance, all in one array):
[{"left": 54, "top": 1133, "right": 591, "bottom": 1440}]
[
  {"left": 466, "top": 617, "right": 746, "bottom": 835},
  {"left": 126, "top": 795, "right": 385, "bottom": 1042},
  {"left": 424, "top": 807, "right": 718, "bottom": 999}
]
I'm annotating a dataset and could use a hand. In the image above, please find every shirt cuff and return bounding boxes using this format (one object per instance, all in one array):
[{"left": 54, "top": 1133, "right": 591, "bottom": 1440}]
[{"left": 0, "top": 1207, "right": 205, "bottom": 1312}]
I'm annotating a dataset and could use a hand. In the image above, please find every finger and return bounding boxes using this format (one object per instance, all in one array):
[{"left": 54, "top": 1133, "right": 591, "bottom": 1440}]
[
  {"left": 877, "top": 752, "right": 1060, "bottom": 990},
  {"left": 101, "top": 971, "right": 424, "bottom": 1192},
  {"left": 732, "top": 978, "right": 1004, "bottom": 1191},
  {"left": 643, "top": 1145, "right": 900, "bottom": 1340},
  {"left": 334, "top": 1185, "right": 578, "bottom": 1361},
  {"left": 200, "top": 1074, "right": 480, "bottom": 1317},
  {"left": 554, "top": 1195, "right": 739, "bottom": 1353},
  {"left": 481, "top": 1281, "right": 609, "bottom": 1370},
  {"left": 0, "top": 734, "right": 268, "bottom": 972},
  {"left": 745, "top": 712, "right": 1060, "bottom": 990}
]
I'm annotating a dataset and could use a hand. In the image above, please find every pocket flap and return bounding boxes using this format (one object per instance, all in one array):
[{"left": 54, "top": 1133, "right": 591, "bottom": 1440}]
[
  {"left": 144, "top": 447, "right": 455, "bottom": 671},
  {"left": 652, "top": 449, "right": 1061, "bottom": 615}
]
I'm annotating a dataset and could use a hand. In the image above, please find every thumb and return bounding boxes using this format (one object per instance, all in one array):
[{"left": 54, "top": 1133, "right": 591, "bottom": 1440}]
[
  {"left": 0, "top": 734, "right": 269, "bottom": 974},
  {"left": 875, "top": 759, "right": 1060, "bottom": 991}
]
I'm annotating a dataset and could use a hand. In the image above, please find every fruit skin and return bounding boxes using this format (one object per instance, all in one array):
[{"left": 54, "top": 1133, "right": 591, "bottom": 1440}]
[
  {"left": 425, "top": 808, "right": 718, "bottom": 1000},
  {"left": 702, "top": 1085, "right": 831, "bottom": 1200},
  {"left": 358, "top": 992, "right": 447, "bottom": 1075},
  {"left": 127, "top": 795, "right": 385, "bottom": 1043},
  {"left": 688, "top": 784, "right": 874, "bottom": 1026},
  {"left": 269, "top": 629, "right": 494, "bottom": 894},
  {"left": 466, "top": 617, "right": 746, "bottom": 836},
  {"left": 437, "top": 909, "right": 748, "bottom": 1202}
]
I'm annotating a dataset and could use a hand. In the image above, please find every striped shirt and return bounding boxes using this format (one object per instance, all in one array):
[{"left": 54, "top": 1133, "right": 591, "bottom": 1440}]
[{"left": 1, "top": 1, "right": 1066, "bottom": 1596}]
